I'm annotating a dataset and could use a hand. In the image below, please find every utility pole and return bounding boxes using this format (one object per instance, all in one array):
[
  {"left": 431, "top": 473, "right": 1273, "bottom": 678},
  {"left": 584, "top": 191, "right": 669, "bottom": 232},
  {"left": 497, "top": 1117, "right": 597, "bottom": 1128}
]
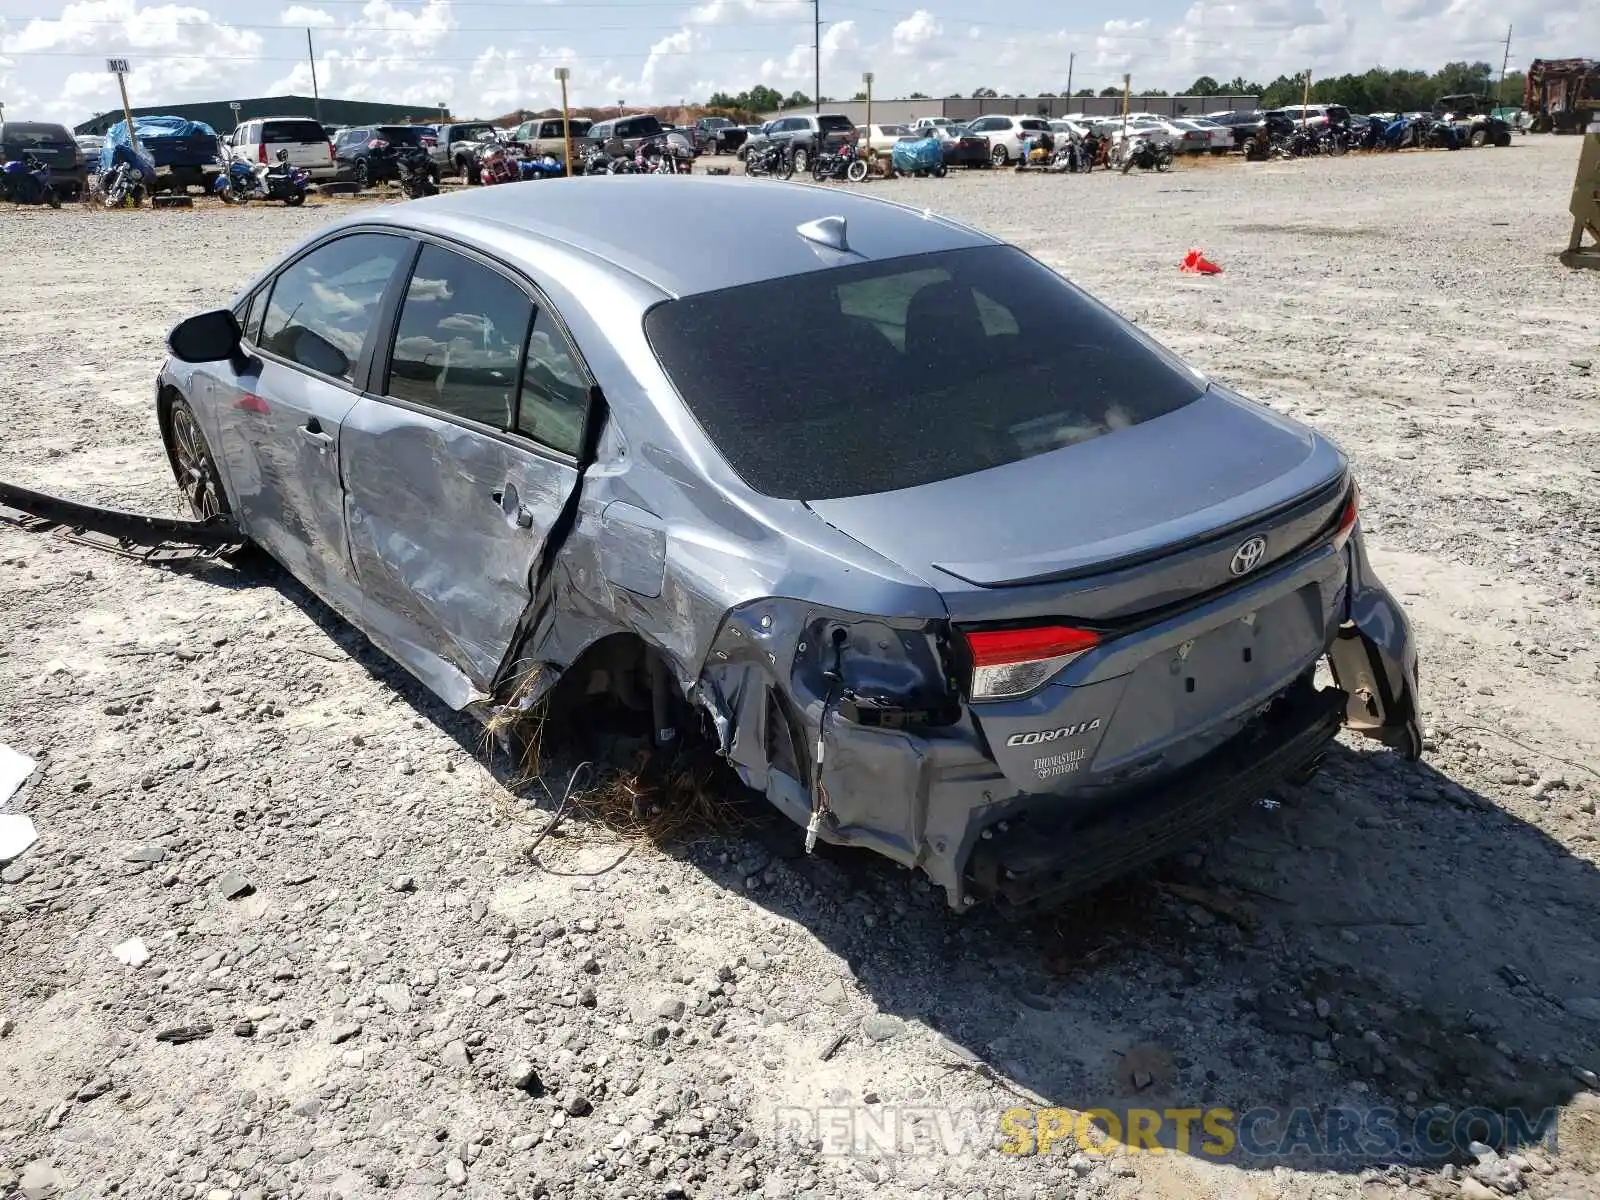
[
  {"left": 1066, "top": 52, "right": 1074, "bottom": 108},
  {"left": 1302, "top": 66, "right": 1312, "bottom": 113},
  {"left": 554, "top": 66, "right": 572, "bottom": 177},
  {"left": 1498, "top": 24, "right": 1513, "bottom": 105},
  {"left": 813, "top": 0, "right": 821, "bottom": 112},
  {"left": 306, "top": 28, "right": 322, "bottom": 125}
]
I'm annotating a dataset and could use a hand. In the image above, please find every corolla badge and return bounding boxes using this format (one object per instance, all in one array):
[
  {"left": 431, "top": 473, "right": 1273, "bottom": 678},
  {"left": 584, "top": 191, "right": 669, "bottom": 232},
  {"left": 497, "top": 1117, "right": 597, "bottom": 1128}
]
[{"left": 1229, "top": 535, "right": 1268, "bottom": 576}]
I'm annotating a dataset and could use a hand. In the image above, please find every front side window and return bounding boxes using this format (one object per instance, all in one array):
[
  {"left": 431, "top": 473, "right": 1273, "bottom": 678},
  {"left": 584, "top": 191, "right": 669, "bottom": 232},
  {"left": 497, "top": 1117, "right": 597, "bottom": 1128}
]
[
  {"left": 644, "top": 245, "right": 1205, "bottom": 500},
  {"left": 260, "top": 233, "right": 408, "bottom": 381},
  {"left": 386, "top": 244, "right": 533, "bottom": 430}
]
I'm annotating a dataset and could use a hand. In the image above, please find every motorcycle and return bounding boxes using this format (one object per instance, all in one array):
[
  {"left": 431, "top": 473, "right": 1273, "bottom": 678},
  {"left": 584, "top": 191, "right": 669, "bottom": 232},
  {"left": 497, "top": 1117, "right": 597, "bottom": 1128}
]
[
  {"left": 100, "top": 160, "right": 147, "bottom": 208},
  {"left": 1, "top": 153, "right": 61, "bottom": 208},
  {"left": 255, "top": 149, "right": 310, "bottom": 204},
  {"left": 212, "top": 157, "right": 257, "bottom": 204},
  {"left": 397, "top": 147, "right": 438, "bottom": 198},
  {"left": 743, "top": 140, "right": 795, "bottom": 179},
  {"left": 1119, "top": 135, "right": 1173, "bottom": 173},
  {"left": 811, "top": 139, "right": 868, "bottom": 183},
  {"left": 478, "top": 145, "right": 523, "bottom": 185},
  {"left": 578, "top": 145, "right": 613, "bottom": 176}
]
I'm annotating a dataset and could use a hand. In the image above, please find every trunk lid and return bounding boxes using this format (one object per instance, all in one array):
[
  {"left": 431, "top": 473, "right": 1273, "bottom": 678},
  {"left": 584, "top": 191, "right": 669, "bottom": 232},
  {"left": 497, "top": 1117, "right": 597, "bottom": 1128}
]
[
  {"left": 807, "top": 390, "right": 1352, "bottom": 797},
  {"left": 806, "top": 389, "right": 1346, "bottom": 620}
]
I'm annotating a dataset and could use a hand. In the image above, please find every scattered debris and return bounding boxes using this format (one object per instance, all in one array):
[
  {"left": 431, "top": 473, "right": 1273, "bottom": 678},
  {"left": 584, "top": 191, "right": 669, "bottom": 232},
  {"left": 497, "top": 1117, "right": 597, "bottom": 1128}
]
[
  {"left": 0, "top": 744, "right": 36, "bottom": 807},
  {"left": 154, "top": 1024, "right": 213, "bottom": 1045},
  {"left": 0, "top": 813, "right": 37, "bottom": 865},
  {"left": 216, "top": 870, "right": 255, "bottom": 900},
  {"left": 818, "top": 1030, "right": 849, "bottom": 1062},
  {"left": 111, "top": 937, "right": 151, "bottom": 968},
  {"left": 1180, "top": 247, "right": 1224, "bottom": 275}
]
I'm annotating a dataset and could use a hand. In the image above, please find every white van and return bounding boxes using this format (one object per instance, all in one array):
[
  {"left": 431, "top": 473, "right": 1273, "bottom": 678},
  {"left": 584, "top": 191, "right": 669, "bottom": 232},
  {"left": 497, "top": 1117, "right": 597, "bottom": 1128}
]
[{"left": 227, "top": 117, "right": 336, "bottom": 180}]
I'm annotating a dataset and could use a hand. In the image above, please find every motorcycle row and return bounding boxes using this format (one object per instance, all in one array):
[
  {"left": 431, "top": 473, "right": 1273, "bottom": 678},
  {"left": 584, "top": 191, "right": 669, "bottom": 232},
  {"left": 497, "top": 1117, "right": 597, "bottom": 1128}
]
[{"left": 743, "top": 138, "right": 871, "bottom": 182}]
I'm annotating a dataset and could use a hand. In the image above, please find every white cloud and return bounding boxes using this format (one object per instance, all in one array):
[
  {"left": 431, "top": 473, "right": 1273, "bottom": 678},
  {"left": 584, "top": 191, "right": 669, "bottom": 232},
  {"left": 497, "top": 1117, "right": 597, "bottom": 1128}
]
[
  {"left": 281, "top": 5, "right": 336, "bottom": 28},
  {"left": 892, "top": 10, "right": 944, "bottom": 57}
]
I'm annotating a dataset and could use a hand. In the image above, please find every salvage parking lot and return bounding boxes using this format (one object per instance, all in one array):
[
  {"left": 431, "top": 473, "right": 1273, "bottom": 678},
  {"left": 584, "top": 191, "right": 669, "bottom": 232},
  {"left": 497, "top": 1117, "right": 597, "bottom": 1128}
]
[{"left": 2, "top": 138, "right": 1599, "bottom": 1199}]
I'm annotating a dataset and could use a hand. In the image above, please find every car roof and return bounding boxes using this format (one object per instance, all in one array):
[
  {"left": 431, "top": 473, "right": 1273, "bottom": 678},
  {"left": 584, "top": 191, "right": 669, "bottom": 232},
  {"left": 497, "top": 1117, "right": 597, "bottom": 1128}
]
[{"left": 348, "top": 175, "right": 997, "bottom": 300}]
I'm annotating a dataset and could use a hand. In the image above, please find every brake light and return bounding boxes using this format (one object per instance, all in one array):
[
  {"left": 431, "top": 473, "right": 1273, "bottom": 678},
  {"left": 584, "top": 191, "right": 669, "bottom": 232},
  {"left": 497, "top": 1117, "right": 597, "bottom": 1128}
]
[
  {"left": 367, "top": 138, "right": 389, "bottom": 150},
  {"left": 327, "top": 141, "right": 336, "bottom": 161},
  {"left": 1331, "top": 483, "right": 1360, "bottom": 552},
  {"left": 258, "top": 143, "right": 268, "bottom": 164},
  {"left": 963, "top": 625, "right": 1101, "bottom": 701}
]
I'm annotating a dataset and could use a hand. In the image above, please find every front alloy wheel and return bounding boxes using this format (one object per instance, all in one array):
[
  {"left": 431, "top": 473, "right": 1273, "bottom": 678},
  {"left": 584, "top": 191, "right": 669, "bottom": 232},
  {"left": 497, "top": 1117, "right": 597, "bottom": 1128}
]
[
  {"left": 990, "top": 144, "right": 1009, "bottom": 166},
  {"left": 167, "top": 399, "right": 227, "bottom": 521},
  {"left": 790, "top": 146, "right": 809, "bottom": 174}
]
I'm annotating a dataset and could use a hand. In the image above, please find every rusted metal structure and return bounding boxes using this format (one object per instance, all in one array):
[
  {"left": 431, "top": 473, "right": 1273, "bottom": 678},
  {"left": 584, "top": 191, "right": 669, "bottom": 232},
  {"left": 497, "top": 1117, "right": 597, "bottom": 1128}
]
[{"left": 1525, "top": 58, "right": 1599, "bottom": 133}]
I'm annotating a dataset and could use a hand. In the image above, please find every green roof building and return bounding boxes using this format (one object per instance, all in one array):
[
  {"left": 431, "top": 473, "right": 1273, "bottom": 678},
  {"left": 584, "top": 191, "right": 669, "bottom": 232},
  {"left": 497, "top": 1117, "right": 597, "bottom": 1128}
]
[{"left": 74, "top": 94, "right": 448, "bottom": 136}]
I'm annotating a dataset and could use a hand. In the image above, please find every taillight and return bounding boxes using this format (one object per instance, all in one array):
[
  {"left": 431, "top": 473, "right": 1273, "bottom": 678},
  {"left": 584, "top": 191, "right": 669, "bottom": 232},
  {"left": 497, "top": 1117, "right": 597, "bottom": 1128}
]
[
  {"left": 367, "top": 138, "right": 389, "bottom": 150},
  {"left": 1331, "top": 482, "right": 1359, "bottom": 553},
  {"left": 327, "top": 141, "right": 335, "bottom": 161},
  {"left": 258, "top": 143, "right": 268, "bottom": 164},
  {"left": 962, "top": 625, "right": 1101, "bottom": 701}
]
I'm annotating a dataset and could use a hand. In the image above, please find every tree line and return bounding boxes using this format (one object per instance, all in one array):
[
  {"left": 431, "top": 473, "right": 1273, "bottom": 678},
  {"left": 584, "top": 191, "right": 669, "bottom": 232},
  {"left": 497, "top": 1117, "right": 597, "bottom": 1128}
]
[{"left": 704, "top": 60, "right": 1527, "bottom": 115}]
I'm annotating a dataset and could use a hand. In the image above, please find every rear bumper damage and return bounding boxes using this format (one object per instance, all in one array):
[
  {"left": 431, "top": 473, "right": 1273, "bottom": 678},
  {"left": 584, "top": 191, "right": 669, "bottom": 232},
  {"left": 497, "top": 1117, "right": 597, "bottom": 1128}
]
[{"left": 700, "top": 531, "right": 1421, "bottom": 911}]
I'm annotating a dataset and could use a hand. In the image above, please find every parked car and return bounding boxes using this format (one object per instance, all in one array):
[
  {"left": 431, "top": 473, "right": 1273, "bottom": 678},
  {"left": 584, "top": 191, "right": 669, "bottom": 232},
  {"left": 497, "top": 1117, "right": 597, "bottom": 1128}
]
[
  {"left": 1169, "top": 118, "right": 1234, "bottom": 154},
  {"left": 1203, "top": 109, "right": 1270, "bottom": 148},
  {"left": 154, "top": 177, "right": 1420, "bottom": 911},
  {"left": 429, "top": 122, "right": 503, "bottom": 183},
  {"left": 693, "top": 116, "right": 747, "bottom": 155},
  {"left": 509, "top": 117, "right": 598, "bottom": 164},
  {"left": 933, "top": 123, "right": 992, "bottom": 168},
  {"left": 74, "top": 133, "right": 106, "bottom": 158},
  {"left": 1267, "top": 104, "right": 1352, "bottom": 131},
  {"left": 909, "top": 116, "right": 955, "bottom": 134},
  {"left": 333, "top": 125, "right": 439, "bottom": 188},
  {"left": 587, "top": 114, "right": 675, "bottom": 160},
  {"left": 745, "top": 113, "right": 856, "bottom": 173},
  {"left": 859, "top": 123, "right": 912, "bottom": 151},
  {"left": 227, "top": 116, "right": 336, "bottom": 183},
  {"left": 961, "top": 114, "right": 1052, "bottom": 165},
  {"left": 1048, "top": 118, "right": 1093, "bottom": 141},
  {"left": 0, "top": 120, "right": 86, "bottom": 198}
]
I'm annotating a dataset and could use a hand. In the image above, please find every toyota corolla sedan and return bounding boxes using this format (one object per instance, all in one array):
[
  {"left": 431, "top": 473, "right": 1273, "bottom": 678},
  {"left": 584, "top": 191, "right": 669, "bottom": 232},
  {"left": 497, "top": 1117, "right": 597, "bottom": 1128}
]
[{"left": 157, "top": 177, "right": 1421, "bottom": 910}]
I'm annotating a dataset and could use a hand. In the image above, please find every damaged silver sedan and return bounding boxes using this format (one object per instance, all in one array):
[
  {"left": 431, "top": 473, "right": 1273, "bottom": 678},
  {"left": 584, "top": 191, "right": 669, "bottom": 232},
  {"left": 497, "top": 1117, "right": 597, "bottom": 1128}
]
[{"left": 157, "top": 177, "right": 1421, "bottom": 910}]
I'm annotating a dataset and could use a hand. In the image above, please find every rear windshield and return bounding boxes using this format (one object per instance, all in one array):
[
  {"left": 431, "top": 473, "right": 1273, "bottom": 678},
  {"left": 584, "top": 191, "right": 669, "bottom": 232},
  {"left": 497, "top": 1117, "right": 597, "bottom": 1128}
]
[
  {"left": 262, "top": 120, "right": 328, "bottom": 143},
  {"left": 3, "top": 124, "right": 70, "bottom": 147},
  {"left": 644, "top": 245, "right": 1205, "bottom": 500},
  {"left": 374, "top": 125, "right": 427, "bottom": 145},
  {"left": 818, "top": 115, "right": 855, "bottom": 133},
  {"left": 1020, "top": 118, "right": 1050, "bottom": 131},
  {"left": 621, "top": 116, "right": 664, "bottom": 137}
]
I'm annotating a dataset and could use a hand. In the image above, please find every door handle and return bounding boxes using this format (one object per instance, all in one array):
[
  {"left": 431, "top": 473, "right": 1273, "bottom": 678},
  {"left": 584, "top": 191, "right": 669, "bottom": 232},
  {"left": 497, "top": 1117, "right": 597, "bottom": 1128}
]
[{"left": 298, "top": 424, "right": 334, "bottom": 451}]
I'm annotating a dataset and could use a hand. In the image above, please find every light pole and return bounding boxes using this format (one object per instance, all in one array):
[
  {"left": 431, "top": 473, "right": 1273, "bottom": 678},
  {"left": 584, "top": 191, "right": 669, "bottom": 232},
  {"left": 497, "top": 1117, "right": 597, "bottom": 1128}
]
[
  {"left": 861, "top": 71, "right": 873, "bottom": 167},
  {"left": 554, "top": 67, "right": 572, "bottom": 177},
  {"left": 229, "top": 101, "right": 241, "bottom": 131}
]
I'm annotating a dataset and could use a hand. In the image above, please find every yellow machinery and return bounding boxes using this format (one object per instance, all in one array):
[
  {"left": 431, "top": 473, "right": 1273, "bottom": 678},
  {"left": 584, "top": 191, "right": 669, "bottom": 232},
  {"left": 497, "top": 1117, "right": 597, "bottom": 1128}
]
[{"left": 1564, "top": 132, "right": 1600, "bottom": 269}]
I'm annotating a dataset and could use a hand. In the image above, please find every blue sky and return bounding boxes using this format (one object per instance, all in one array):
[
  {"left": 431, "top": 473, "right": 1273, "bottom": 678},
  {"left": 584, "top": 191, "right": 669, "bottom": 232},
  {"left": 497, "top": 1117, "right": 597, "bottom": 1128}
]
[{"left": 0, "top": 0, "right": 1593, "bottom": 125}]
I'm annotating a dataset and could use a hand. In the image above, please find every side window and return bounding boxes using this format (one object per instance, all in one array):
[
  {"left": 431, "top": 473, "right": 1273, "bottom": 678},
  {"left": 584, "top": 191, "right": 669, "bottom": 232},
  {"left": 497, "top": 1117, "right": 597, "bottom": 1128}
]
[
  {"left": 516, "top": 309, "right": 589, "bottom": 456},
  {"left": 236, "top": 286, "right": 265, "bottom": 344},
  {"left": 259, "top": 233, "right": 408, "bottom": 382},
  {"left": 386, "top": 244, "right": 533, "bottom": 430}
]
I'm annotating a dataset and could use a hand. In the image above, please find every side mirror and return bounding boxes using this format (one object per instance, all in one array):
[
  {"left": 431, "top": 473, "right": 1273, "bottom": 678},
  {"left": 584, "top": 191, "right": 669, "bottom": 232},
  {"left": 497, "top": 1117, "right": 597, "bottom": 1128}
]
[{"left": 168, "top": 308, "right": 242, "bottom": 364}]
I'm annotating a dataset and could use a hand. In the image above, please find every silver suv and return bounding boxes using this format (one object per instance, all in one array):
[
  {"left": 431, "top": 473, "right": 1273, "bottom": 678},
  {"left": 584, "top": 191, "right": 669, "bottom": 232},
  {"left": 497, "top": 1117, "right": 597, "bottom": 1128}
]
[{"left": 745, "top": 113, "right": 857, "bottom": 172}]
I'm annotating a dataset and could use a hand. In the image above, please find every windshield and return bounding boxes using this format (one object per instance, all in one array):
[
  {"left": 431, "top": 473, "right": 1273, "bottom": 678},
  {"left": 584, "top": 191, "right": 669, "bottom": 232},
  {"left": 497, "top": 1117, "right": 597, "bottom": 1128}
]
[
  {"left": 262, "top": 120, "right": 328, "bottom": 143},
  {"left": 374, "top": 126, "right": 427, "bottom": 146},
  {"left": 818, "top": 115, "right": 855, "bottom": 133},
  {"left": 4, "top": 124, "right": 70, "bottom": 148},
  {"left": 644, "top": 245, "right": 1205, "bottom": 500}
]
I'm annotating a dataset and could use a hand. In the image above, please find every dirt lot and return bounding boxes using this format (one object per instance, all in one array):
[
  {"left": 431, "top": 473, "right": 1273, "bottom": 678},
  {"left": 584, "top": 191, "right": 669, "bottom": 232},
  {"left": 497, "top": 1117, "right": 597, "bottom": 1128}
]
[{"left": 2, "top": 139, "right": 1598, "bottom": 1200}]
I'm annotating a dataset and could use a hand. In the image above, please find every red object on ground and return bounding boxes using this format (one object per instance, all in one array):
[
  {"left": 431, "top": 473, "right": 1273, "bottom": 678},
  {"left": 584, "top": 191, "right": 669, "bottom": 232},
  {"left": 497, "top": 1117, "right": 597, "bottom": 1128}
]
[{"left": 1181, "top": 248, "right": 1223, "bottom": 275}]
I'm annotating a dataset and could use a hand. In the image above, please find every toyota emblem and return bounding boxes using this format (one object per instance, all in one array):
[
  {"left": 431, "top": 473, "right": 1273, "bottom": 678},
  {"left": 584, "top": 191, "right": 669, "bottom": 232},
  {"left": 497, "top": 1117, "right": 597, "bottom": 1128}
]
[{"left": 1229, "top": 536, "right": 1267, "bottom": 576}]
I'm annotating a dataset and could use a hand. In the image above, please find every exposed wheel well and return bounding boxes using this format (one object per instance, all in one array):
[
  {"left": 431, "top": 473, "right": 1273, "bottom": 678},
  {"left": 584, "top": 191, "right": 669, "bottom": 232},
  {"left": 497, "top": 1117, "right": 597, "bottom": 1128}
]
[{"left": 156, "top": 383, "right": 180, "bottom": 450}]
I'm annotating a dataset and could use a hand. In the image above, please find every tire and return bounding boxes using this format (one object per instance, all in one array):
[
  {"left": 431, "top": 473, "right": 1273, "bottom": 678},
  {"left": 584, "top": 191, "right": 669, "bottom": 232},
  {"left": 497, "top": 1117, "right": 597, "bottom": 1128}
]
[
  {"left": 1121, "top": 156, "right": 1134, "bottom": 175},
  {"left": 1156, "top": 149, "right": 1173, "bottom": 172},
  {"left": 743, "top": 157, "right": 758, "bottom": 176},
  {"left": 165, "top": 397, "right": 230, "bottom": 522},
  {"left": 990, "top": 144, "right": 1009, "bottom": 166},
  {"left": 778, "top": 155, "right": 795, "bottom": 181},
  {"left": 47, "top": 189, "right": 61, "bottom": 209},
  {"left": 846, "top": 158, "right": 869, "bottom": 183},
  {"left": 354, "top": 159, "right": 370, "bottom": 190},
  {"left": 458, "top": 159, "right": 478, "bottom": 185},
  {"left": 1468, "top": 128, "right": 1487, "bottom": 148},
  {"left": 284, "top": 191, "right": 305, "bottom": 206},
  {"left": 790, "top": 146, "right": 809, "bottom": 174},
  {"left": 933, "top": 162, "right": 948, "bottom": 178}
]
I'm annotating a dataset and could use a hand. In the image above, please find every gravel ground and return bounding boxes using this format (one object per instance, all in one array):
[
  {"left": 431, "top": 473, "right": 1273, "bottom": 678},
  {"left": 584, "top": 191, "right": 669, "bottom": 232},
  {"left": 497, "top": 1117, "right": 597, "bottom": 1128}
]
[{"left": 2, "top": 139, "right": 1599, "bottom": 1200}]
